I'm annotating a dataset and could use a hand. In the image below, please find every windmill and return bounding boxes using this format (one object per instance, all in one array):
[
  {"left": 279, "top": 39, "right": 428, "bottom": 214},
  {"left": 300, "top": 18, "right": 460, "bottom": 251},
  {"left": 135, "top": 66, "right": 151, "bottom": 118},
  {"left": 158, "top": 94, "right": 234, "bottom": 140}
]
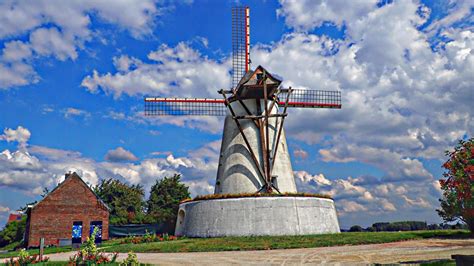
[{"left": 144, "top": 6, "right": 341, "bottom": 195}]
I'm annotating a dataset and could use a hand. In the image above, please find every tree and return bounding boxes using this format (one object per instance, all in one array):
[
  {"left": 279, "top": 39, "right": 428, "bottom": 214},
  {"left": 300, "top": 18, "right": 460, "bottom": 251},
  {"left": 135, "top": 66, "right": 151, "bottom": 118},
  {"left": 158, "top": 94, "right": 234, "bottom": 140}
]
[
  {"left": 0, "top": 216, "right": 26, "bottom": 248},
  {"left": 94, "top": 178, "right": 146, "bottom": 224},
  {"left": 147, "top": 174, "right": 190, "bottom": 232},
  {"left": 349, "top": 225, "right": 363, "bottom": 232},
  {"left": 437, "top": 138, "right": 474, "bottom": 233}
]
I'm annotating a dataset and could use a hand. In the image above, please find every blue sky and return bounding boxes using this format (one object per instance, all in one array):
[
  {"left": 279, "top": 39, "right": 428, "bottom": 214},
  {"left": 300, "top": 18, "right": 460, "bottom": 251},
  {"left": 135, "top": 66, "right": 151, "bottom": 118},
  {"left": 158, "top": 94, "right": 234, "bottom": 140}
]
[{"left": 0, "top": 0, "right": 472, "bottom": 229}]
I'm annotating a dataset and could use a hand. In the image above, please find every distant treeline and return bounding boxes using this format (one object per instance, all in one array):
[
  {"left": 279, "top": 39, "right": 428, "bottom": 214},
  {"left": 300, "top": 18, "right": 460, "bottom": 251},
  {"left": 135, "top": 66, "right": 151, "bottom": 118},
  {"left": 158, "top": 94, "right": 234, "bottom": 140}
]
[{"left": 346, "top": 221, "right": 468, "bottom": 232}]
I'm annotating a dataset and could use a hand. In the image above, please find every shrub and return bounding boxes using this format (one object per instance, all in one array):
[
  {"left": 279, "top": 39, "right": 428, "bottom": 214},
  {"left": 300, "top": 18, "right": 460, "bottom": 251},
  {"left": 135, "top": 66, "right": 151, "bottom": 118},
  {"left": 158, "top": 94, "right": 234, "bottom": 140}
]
[
  {"left": 349, "top": 225, "right": 363, "bottom": 232},
  {"left": 69, "top": 227, "right": 118, "bottom": 265},
  {"left": 120, "top": 251, "right": 139, "bottom": 266},
  {"left": 0, "top": 216, "right": 26, "bottom": 248}
]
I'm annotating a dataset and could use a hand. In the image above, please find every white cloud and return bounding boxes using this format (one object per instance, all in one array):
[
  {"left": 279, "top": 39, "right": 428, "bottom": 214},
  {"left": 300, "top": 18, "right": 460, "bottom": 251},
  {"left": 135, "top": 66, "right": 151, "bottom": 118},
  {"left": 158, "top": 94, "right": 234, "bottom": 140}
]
[
  {"left": 0, "top": 0, "right": 181, "bottom": 89},
  {"left": 1, "top": 126, "right": 31, "bottom": 147},
  {"left": 81, "top": 43, "right": 231, "bottom": 99},
  {"left": 29, "top": 27, "right": 78, "bottom": 61},
  {"left": 63, "top": 107, "right": 91, "bottom": 119},
  {"left": 319, "top": 144, "right": 433, "bottom": 182},
  {"left": 277, "top": 0, "right": 378, "bottom": 31},
  {"left": 0, "top": 206, "right": 10, "bottom": 213},
  {"left": 294, "top": 170, "right": 332, "bottom": 186},
  {"left": 29, "top": 146, "right": 82, "bottom": 160},
  {"left": 338, "top": 200, "right": 368, "bottom": 213},
  {"left": 295, "top": 168, "right": 447, "bottom": 227},
  {"left": 0, "top": 126, "right": 219, "bottom": 197},
  {"left": 293, "top": 148, "right": 308, "bottom": 160},
  {"left": 2, "top": 41, "right": 32, "bottom": 62},
  {"left": 105, "top": 147, "right": 139, "bottom": 162}
]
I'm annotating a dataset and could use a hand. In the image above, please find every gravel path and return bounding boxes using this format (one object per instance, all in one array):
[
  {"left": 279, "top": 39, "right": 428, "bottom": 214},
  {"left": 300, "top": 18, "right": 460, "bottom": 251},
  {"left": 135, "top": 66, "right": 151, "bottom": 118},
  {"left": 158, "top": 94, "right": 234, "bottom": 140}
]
[{"left": 46, "top": 238, "right": 474, "bottom": 265}]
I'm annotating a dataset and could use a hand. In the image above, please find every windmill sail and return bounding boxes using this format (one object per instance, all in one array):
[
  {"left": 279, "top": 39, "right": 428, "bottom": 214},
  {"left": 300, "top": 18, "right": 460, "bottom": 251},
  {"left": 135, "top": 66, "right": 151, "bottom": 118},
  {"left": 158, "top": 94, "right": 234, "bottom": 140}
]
[
  {"left": 144, "top": 97, "right": 227, "bottom": 116},
  {"left": 278, "top": 89, "right": 342, "bottom": 108},
  {"left": 232, "top": 6, "right": 250, "bottom": 89}
]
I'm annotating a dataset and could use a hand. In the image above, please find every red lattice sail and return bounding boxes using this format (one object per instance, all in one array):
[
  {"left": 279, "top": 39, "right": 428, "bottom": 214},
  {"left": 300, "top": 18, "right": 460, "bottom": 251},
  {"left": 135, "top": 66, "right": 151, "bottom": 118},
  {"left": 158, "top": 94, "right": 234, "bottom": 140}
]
[{"left": 144, "top": 89, "right": 341, "bottom": 116}]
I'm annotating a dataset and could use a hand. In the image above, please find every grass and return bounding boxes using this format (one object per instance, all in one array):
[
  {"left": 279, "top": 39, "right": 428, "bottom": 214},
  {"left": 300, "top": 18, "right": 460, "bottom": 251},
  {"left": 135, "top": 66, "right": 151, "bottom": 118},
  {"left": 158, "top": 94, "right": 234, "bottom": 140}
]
[
  {"left": 0, "top": 246, "right": 73, "bottom": 259},
  {"left": 0, "top": 239, "right": 123, "bottom": 259},
  {"left": 100, "top": 230, "right": 469, "bottom": 253},
  {"left": 0, "top": 230, "right": 470, "bottom": 260}
]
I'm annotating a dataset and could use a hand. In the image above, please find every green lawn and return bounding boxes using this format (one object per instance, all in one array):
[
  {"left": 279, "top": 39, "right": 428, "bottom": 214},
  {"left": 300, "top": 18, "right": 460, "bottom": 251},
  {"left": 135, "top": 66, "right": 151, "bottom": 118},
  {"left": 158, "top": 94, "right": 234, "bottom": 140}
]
[
  {"left": 101, "top": 230, "right": 469, "bottom": 253},
  {"left": 0, "top": 239, "right": 123, "bottom": 259},
  {"left": 0, "top": 230, "right": 470, "bottom": 260}
]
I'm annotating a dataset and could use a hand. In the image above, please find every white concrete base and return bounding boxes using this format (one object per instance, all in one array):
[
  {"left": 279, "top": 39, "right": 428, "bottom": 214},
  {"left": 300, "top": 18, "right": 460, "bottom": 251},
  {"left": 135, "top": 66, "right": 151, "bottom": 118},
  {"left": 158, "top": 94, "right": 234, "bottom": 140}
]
[{"left": 175, "top": 197, "right": 340, "bottom": 237}]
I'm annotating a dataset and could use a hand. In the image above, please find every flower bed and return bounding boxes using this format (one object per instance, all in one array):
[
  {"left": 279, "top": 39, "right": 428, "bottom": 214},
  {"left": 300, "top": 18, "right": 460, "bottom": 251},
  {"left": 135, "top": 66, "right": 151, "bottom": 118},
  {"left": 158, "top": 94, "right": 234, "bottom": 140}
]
[
  {"left": 120, "top": 232, "right": 178, "bottom": 245},
  {"left": 4, "top": 249, "right": 49, "bottom": 265},
  {"left": 181, "top": 192, "right": 332, "bottom": 203}
]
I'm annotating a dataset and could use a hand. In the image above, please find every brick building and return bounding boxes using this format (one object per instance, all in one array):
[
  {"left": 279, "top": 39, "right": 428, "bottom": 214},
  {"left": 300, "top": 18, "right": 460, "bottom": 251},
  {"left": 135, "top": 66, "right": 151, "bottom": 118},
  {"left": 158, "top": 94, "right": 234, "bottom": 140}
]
[{"left": 25, "top": 172, "right": 109, "bottom": 247}]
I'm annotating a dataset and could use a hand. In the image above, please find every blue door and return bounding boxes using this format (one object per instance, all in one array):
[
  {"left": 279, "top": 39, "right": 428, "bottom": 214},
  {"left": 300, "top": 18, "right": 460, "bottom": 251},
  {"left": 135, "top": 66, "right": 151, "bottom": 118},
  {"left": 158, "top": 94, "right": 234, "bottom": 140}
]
[
  {"left": 90, "top": 221, "right": 103, "bottom": 244},
  {"left": 72, "top": 221, "right": 82, "bottom": 244}
]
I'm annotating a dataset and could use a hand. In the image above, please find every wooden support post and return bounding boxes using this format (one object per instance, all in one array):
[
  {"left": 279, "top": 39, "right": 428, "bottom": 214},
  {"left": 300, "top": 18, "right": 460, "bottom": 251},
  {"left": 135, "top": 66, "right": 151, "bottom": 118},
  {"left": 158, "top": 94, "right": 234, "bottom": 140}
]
[
  {"left": 234, "top": 113, "right": 287, "bottom": 120},
  {"left": 270, "top": 87, "right": 292, "bottom": 174},
  {"left": 39, "top": 237, "right": 45, "bottom": 261},
  {"left": 263, "top": 71, "right": 272, "bottom": 193}
]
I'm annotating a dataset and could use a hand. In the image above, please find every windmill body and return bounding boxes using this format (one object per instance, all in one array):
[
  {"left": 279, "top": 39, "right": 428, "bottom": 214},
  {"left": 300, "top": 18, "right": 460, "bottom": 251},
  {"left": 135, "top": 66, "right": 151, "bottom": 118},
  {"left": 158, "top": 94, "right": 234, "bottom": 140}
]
[
  {"left": 216, "top": 67, "right": 297, "bottom": 194},
  {"left": 144, "top": 7, "right": 341, "bottom": 237},
  {"left": 216, "top": 110, "right": 296, "bottom": 194}
]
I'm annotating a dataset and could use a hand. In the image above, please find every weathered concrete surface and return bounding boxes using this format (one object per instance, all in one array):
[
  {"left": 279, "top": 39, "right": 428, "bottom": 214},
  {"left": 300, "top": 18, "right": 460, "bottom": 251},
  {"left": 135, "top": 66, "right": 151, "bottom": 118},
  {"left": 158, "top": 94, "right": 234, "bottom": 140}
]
[
  {"left": 215, "top": 99, "right": 297, "bottom": 194},
  {"left": 47, "top": 238, "right": 474, "bottom": 265},
  {"left": 175, "top": 197, "right": 340, "bottom": 237}
]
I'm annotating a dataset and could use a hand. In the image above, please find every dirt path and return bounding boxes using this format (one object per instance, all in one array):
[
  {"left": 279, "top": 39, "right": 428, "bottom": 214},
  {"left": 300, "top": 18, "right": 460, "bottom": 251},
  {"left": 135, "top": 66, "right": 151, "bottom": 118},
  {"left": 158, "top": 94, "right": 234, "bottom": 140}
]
[{"left": 47, "top": 238, "right": 474, "bottom": 265}]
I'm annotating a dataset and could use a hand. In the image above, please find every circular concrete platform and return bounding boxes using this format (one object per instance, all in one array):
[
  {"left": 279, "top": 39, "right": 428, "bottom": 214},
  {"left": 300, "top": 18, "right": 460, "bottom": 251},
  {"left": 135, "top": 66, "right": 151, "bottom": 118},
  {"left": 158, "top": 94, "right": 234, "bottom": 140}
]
[{"left": 175, "top": 196, "right": 340, "bottom": 237}]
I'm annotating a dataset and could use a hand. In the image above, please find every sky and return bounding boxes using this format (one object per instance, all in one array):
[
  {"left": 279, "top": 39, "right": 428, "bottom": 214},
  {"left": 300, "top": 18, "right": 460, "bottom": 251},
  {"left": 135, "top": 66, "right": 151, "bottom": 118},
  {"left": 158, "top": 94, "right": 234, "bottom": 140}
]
[{"left": 0, "top": 0, "right": 472, "bottom": 229}]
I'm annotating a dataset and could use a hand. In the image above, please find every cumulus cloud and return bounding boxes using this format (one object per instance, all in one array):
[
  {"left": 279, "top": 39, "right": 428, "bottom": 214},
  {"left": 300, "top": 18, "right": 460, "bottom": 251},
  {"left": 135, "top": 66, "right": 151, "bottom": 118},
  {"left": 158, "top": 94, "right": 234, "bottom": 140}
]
[
  {"left": 0, "top": 0, "right": 183, "bottom": 89},
  {"left": 0, "top": 205, "right": 10, "bottom": 213},
  {"left": 295, "top": 169, "right": 445, "bottom": 227},
  {"left": 105, "top": 147, "right": 139, "bottom": 162},
  {"left": 0, "top": 126, "right": 219, "bottom": 197},
  {"left": 1, "top": 126, "right": 31, "bottom": 148},
  {"left": 294, "top": 170, "right": 332, "bottom": 186},
  {"left": 319, "top": 144, "right": 433, "bottom": 182},
  {"left": 81, "top": 43, "right": 231, "bottom": 98},
  {"left": 293, "top": 148, "right": 308, "bottom": 160},
  {"left": 277, "top": 0, "right": 378, "bottom": 30}
]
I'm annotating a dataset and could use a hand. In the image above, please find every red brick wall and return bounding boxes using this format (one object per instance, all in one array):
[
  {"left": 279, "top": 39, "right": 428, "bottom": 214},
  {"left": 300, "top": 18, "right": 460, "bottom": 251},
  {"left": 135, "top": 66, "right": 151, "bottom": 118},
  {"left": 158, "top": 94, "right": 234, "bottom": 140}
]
[{"left": 27, "top": 175, "right": 109, "bottom": 247}]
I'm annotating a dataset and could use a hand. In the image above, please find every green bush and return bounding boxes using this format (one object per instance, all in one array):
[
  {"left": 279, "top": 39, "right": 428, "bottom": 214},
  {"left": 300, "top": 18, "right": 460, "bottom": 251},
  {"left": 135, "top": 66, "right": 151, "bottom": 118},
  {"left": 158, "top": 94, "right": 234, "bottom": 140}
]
[
  {"left": 5, "top": 248, "right": 49, "bottom": 265},
  {"left": 120, "top": 251, "right": 139, "bottom": 266},
  {"left": 0, "top": 216, "right": 26, "bottom": 248},
  {"left": 349, "top": 225, "right": 363, "bottom": 232},
  {"left": 69, "top": 227, "right": 118, "bottom": 265}
]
